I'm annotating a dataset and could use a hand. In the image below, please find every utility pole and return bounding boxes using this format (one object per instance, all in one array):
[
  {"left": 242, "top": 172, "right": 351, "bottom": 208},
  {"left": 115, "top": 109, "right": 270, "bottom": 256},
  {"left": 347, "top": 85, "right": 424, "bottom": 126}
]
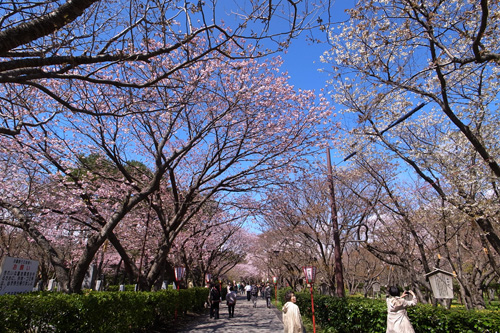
[
  {"left": 327, "top": 148, "right": 345, "bottom": 297},
  {"left": 324, "top": 103, "right": 426, "bottom": 297}
]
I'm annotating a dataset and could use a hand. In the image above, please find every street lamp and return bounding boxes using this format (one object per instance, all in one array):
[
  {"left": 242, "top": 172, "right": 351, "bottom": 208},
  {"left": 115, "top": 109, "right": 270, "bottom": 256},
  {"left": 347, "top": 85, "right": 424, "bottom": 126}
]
[
  {"left": 205, "top": 273, "right": 212, "bottom": 287},
  {"left": 174, "top": 266, "right": 186, "bottom": 288},
  {"left": 273, "top": 276, "right": 278, "bottom": 306},
  {"left": 303, "top": 266, "right": 317, "bottom": 333}
]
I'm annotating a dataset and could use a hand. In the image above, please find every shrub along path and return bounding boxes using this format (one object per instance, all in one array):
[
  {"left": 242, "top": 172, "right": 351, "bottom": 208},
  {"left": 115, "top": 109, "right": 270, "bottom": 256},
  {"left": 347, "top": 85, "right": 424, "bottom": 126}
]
[{"left": 165, "top": 294, "right": 284, "bottom": 332}]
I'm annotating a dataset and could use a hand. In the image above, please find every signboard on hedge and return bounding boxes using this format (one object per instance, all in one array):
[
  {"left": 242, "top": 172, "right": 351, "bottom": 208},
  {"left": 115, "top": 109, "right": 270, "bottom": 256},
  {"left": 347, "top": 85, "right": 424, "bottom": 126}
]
[{"left": 0, "top": 256, "right": 39, "bottom": 295}]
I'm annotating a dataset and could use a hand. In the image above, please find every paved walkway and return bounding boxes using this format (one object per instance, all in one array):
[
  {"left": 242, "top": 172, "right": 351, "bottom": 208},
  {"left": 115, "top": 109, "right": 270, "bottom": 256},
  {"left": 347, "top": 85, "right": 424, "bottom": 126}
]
[{"left": 176, "top": 294, "right": 284, "bottom": 332}]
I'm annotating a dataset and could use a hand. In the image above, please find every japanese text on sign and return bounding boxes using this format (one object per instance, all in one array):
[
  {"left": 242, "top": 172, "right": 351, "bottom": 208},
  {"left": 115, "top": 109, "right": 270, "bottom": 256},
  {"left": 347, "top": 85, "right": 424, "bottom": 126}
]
[{"left": 0, "top": 256, "right": 39, "bottom": 295}]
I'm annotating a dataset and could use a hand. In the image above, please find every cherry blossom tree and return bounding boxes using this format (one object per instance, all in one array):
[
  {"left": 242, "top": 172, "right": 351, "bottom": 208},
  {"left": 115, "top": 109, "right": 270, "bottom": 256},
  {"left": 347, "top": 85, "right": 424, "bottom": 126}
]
[
  {"left": 226, "top": 231, "right": 263, "bottom": 284},
  {"left": 0, "top": 0, "right": 327, "bottom": 136},
  {"left": 322, "top": 0, "right": 500, "bottom": 261},
  {"left": 249, "top": 229, "right": 312, "bottom": 290},
  {"left": 328, "top": 151, "right": 497, "bottom": 308},
  {"left": 418, "top": 197, "right": 496, "bottom": 309},
  {"left": 343, "top": 246, "right": 384, "bottom": 297},
  {"left": 1, "top": 0, "right": 333, "bottom": 292},
  {"left": 165, "top": 205, "right": 247, "bottom": 287},
  {"left": 0, "top": 42, "right": 332, "bottom": 292},
  {"left": 258, "top": 170, "right": 374, "bottom": 294}
]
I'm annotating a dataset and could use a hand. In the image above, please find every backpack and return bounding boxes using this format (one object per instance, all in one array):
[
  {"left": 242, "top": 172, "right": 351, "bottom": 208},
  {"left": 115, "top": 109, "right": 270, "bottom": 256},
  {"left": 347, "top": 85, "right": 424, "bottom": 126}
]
[
  {"left": 251, "top": 285, "right": 258, "bottom": 296},
  {"left": 211, "top": 288, "right": 220, "bottom": 302}
]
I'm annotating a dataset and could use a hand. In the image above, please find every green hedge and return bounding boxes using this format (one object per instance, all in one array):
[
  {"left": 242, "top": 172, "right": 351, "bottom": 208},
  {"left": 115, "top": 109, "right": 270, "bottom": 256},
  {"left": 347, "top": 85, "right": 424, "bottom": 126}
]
[
  {"left": 280, "top": 289, "right": 500, "bottom": 333},
  {"left": 0, "top": 288, "right": 209, "bottom": 332}
]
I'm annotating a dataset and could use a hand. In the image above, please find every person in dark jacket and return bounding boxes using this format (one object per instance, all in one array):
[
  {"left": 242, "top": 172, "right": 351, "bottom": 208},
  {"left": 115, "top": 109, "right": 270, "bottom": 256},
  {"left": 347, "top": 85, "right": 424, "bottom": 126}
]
[
  {"left": 264, "top": 283, "right": 272, "bottom": 308},
  {"left": 251, "top": 283, "right": 259, "bottom": 307},
  {"left": 209, "top": 284, "right": 221, "bottom": 319}
]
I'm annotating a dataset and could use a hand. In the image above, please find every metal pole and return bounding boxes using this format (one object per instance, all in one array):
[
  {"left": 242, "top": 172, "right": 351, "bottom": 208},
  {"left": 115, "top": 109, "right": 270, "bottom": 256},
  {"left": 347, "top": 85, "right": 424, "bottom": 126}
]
[
  {"left": 327, "top": 148, "right": 345, "bottom": 298},
  {"left": 175, "top": 282, "right": 179, "bottom": 320},
  {"left": 275, "top": 284, "right": 278, "bottom": 306},
  {"left": 310, "top": 284, "right": 316, "bottom": 333}
]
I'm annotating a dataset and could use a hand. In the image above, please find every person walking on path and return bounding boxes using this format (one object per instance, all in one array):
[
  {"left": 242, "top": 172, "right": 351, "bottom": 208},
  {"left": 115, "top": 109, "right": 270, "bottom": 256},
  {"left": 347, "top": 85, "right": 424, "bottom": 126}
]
[
  {"left": 174, "top": 291, "right": 285, "bottom": 332},
  {"left": 245, "top": 283, "right": 252, "bottom": 301},
  {"left": 386, "top": 286, "right": 418, "bottom": 333},
  {"left": 226, "top": 286, "right": 237, "bottom": 318},
  {"left": 251, "top": 283, "right": 259, "bottom": 308},
  {"left": 282, "top": 290, "right": 303, "bottom": 333},
  {"left": 264, "top": 283, "right": 272, "bottom": 308},
  {"left": 209, "top": 284, "right": 221, "bottom": 319}
]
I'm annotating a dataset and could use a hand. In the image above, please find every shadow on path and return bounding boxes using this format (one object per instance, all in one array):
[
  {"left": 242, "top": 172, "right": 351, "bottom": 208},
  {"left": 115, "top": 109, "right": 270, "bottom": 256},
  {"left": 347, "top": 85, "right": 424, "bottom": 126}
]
[{"left": 170, "top": 294, "right": 284, "bottom": 332}]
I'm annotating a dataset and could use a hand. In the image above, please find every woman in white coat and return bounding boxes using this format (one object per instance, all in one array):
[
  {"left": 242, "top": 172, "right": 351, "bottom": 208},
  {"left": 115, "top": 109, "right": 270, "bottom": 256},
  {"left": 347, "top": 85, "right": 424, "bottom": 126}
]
[
  {"left": 386, "top": 286, "right": 418, "bottom": 333},
  {"left": 282, "top": 291, "right": 304, "bottom": 333}
]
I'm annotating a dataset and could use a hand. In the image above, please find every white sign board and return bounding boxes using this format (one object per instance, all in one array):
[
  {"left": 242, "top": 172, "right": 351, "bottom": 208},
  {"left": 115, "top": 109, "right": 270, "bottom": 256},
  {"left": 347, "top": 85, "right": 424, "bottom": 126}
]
[
  {"left": 372, "top": 282, "right": 381, "bottom": 292},
  {"left": 47, "top": 279, "right": 56, "bottom": 291},
  {"left": 428, "top": 270, "right": 454, "bottom": 299},
  {"left": 95, "top": 280, "right": 102, "bottom": 291},
  {"left": 0, "top": 256, "right": 39, "bottom": 295}
]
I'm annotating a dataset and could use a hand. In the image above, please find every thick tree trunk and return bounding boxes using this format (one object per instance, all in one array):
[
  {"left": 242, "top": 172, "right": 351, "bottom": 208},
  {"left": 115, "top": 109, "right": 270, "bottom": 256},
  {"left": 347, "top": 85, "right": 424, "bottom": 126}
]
[
  {"left": 25, "top": 224, "right": 71, "bottom": 292},
  {"left": 0, "top": 0, "right": 99, "bottom": 55},
  {"left": 70, "top": 195, "right": 139, "bottom": 292},
  {"left": 455, "top": 274, "right": 487, "bottom": 309},
  {"left": 6, "top": 204, "right": 71, "bottom": 292},
  {"left": 107, "top": 232, "right": 147, "bottom": 287},
  {"left": 70, "top": 233, "right": 106, "bottom": 292},
  {"left": 145, "top": 243, "right": 170, "bottom": 289}
]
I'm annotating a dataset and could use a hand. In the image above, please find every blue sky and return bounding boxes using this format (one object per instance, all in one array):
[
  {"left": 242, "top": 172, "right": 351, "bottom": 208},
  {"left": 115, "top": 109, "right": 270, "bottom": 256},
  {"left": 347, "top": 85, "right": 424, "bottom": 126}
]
[
  {"left": 273, "top": 0, "right": 355, "bottom": 167},
  {"left": 278, "top": 1, "right": 353, "bottom": 94}
]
